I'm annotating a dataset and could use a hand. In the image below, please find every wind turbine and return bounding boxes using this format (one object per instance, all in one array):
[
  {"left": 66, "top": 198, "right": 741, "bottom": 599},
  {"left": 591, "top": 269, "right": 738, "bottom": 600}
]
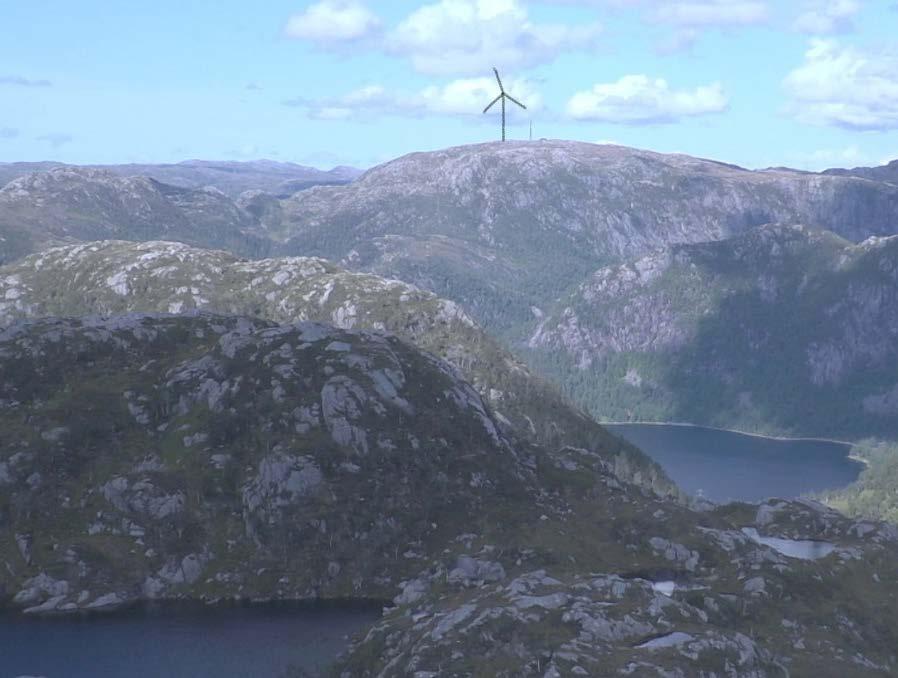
[{"left": 482, "top": 67, "right": 526, "bottom": 142}]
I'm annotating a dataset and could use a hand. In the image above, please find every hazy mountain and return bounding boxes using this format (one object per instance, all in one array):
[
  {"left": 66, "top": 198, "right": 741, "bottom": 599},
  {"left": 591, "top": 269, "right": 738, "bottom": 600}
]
[
  {"left": 0, "top": 240, "right": 674, "bottom": 495},
  {"left": 271, "top": 140, "right": 898, "bottom": 338},
  {"left": 3, "top": 312, "right": 898, "bottom": 676},
  {"left": 824, "top": 159, "right": 898, "bottom": 186},
  {"left": 0, "top": 167, "right": 271, "bottom": 265},
  {"left": 525, "top": 223, "right": 898, "bottom": 439},
  {"left": 0, "top": 159, "right": 363, "bottom": 198}
]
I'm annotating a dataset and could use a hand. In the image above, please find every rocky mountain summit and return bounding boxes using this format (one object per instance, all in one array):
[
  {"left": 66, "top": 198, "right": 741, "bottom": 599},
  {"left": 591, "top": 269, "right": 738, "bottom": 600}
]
[
  {"left": 0, "top": 167, "right": 270, "bottom": 265},
  {"left": 2, "top": 313, "right": 898, "bottom": 676},
  {"left": 0, "top": 240, "right": 672, "bottom": 495},
  {"left": 525, "top": 223, "right": 898, "bottom": 439},
  {"left": 271, "top": 140, "right": 898, "bottom": 335},
  {"left": 5, "top": 142, "right": 898, "bottom": 342}
]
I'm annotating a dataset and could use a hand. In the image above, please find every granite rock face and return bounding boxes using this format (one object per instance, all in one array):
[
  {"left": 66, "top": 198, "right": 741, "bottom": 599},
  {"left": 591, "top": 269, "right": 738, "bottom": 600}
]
[
  {"left": 0, "top": 313, "right": 541, "bottom": 612},
  {"left": 0, "top": 240, "right": 674, "bottom": 496},
  {"left": 526, "top": 224, "right": 898, "bottom": 438},
  {"left": 271, "top": 141, "right": 898, "bottom": 335},
  {"left": 337, "top": 497, "right": 898, "bottom": 677}
]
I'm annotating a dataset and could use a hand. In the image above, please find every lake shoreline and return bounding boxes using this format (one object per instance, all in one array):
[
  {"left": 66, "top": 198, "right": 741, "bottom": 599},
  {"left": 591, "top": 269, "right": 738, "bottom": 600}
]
[
  {"left": 602, "top": 420, "right": 858, "bottom": 449},
  {"left": 604, "top": 421, "right": 867, "bottom": 502},
  {"left": 0, "top": 594, "right": 391, "bottom": 619}
]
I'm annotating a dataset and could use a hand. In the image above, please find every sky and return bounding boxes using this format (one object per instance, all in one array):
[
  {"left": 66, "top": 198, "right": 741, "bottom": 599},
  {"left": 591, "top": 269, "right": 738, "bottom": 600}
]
[{"left": 2, "top": 0, "right": 898, "bottom": 171}]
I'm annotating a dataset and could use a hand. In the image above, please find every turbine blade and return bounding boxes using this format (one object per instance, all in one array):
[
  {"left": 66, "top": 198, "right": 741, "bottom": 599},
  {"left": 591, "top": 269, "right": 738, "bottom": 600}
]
[
  {"left": 483, "top": 94, "right": 502, "bottom": 113},
  {"left": 493, "top": 67, "right": 504, "bottom": 93},
  {"left": 505, "top": 93, "right": 526, "bottom": 109}
]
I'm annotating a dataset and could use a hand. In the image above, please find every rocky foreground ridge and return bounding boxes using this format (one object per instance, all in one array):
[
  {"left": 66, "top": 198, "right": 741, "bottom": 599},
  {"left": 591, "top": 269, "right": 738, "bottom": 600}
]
[
  {"left": 0, "top": 313, "right": 544, "bottom": 609},
  {"left": 1, "top": 314, "right": 897, "bottom": 675},
  {"left": 0, "top": 240, "right": 672, "bottom": 495},
  {"left": 526, "top": 223, "right": 898, "bottom": 439}
]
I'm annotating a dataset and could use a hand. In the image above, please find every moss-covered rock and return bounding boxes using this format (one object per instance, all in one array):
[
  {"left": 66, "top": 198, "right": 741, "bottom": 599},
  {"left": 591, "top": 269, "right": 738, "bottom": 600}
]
[
  {"left": 2, "top": 313, "right": 898, "bottom": 676},
  {"left": 0, "top": 240, "right": 675, "bottom": 497}
]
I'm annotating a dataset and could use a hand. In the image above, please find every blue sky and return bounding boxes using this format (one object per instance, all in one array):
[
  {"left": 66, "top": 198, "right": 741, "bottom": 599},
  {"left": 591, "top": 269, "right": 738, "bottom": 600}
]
[{"left": 2, "top": 0, "right": 898, "bottom": 171}]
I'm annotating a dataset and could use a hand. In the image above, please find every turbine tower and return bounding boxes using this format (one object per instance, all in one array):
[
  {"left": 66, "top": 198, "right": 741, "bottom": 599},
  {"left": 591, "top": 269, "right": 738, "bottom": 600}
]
[{"left": 483, "top": 67, "right": 526, "bottom": 142}]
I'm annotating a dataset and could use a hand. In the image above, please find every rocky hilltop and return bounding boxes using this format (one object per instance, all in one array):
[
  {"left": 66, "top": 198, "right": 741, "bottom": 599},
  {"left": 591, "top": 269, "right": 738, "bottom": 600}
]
[
  {"left": 272, "top": 140, "right": 898, "bottom": 335},
  {"left": 0, "top": 313, "right": 543, "bottom": 608},
  {"left": 0, "top": 240, "right": 672, "bottom": 495},
  {"left": 1, "top": 314, "right": 898, "bottom": 675},
  {"left": 525, "top": 223, "right": 898, "bottom": 439}
]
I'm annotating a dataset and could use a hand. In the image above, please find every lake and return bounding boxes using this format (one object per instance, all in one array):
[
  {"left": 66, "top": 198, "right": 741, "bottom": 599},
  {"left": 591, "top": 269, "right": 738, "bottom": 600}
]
[
  {"left": 605, "top": 423, "right": 863, "bottom": 503},
  {"left": 0, "top": 600, "right": 382, "bottom": 678}
]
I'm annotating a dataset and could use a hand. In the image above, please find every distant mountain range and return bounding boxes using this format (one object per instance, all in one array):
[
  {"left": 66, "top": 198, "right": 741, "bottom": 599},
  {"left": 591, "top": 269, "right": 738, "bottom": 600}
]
[
  {"left": 0, "top": 159, "right": 362, "bottom": 199},
  {"left": 0, "top": 167, "right": 272, "bottom": 264},
  {"left": 824, "top": 159, "right": 898, "bottom": 185},
  {"left": 2, "top": 141, "right": 898, "bottom": 442}
]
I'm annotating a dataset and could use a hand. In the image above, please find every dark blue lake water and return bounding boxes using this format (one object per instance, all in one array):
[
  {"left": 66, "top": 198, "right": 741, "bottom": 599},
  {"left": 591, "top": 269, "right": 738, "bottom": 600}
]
[
  {"left": 0, "top": 600, "right": 381, "bottom": 678},
  {"left": 605, "top": 423, "right": 863, "bottom": 503}
]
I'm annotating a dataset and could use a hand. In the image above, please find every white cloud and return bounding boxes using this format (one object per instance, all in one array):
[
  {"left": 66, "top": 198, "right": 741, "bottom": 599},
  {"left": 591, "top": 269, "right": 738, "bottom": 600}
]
[
  {"left": 803, "top": 144, "right": 864, "bottom": 165},
  {"left": 540, "top": 0, "right": 767, "bottom": 52},
  {"left": 784, "top": 40, "right": 898, "bottom": 131},
  {"left": 0, "top": 75, "right": 52, "bottom": 87},
  {"left": 649, "top": 0, "right": 767, "bottom": 27},
  {"left": 292, "top": 76, "right": 542, "bottom": 121},
  {"left": 284, "top": 0, "right": 382, "bottom": 43},
  {"left": 566, "top": 75, "right": 728, "bottom": 124},
  {"left": 384, "top": 0, "right": 602, "bottom": 75},
  {"left": 793, "top": 0, "right": 860, "bottom": 35}
]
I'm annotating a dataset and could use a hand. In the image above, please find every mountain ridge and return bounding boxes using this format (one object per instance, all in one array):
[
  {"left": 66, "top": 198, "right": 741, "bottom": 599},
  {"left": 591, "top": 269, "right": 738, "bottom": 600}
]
[
  {"left": 0, "top": 159, "right": 363, "bottom": 198},
  {"left": 524, "top": 222, "right": 898, "bottom": 439},
  {"left": 0, "top": 239, "right": 675, "bottom": 496}
]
